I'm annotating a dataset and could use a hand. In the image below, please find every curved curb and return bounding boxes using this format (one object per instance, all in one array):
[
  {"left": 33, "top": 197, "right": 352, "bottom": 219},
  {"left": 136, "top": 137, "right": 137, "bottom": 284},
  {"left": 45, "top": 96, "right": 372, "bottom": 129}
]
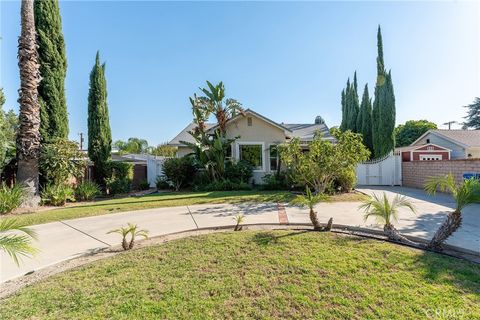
[{"left": 1, "top": 223, "right": 478, "bottom": 300}]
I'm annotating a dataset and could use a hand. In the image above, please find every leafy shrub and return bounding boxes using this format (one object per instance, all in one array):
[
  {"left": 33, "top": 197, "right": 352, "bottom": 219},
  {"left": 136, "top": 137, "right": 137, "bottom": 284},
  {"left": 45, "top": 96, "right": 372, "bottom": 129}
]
[
  {"left": 155, "top": 176, "right": 171, "bottom": 190},
  {"left": 199, "top": 180, "right": 251, "bottom": 191},
  {"left": 0, "top": 184, "right": 26, "bottom": 214},
  {"left": 162, "top": 157, "right": 197, "bottom": 191},
  {"left": 138, "top": 179, "right": 150, "bottom": 191},
  {"left": 225, "top": 160, "right": 253, "bottom": 183},
  {"left": 261, "top": 173, "right": 289, "bottom": 190},
  {"left": 333, "top": 169, "right": 356, "bottom": 193},
  {"left": 105, "top": 161, "right": 134, "bottom": 195},
  {"left": 41, "top": 184, "right": 75, "bottom": 206},
  {"left": 40, "top": 138, "right": 86, "bottom": 186},
  {"left": 75, "top": 181, "right": 100, "bottom": 201}
]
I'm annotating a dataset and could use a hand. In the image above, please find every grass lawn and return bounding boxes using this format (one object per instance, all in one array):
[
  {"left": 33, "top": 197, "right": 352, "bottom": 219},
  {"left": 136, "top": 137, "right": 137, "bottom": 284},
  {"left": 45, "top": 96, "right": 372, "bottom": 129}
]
[
  {"left": 3, "top": 190, "right": 367, "bottom": 226},
  {"left": 1, "top": 231, "right": 479, "bottom": 319}
]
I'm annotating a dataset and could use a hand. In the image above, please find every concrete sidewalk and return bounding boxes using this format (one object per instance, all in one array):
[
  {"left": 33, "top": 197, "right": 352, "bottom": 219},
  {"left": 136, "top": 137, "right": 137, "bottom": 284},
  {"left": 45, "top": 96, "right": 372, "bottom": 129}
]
[{"left": 1, "top": 187, "right": 479, "bottom": 283}]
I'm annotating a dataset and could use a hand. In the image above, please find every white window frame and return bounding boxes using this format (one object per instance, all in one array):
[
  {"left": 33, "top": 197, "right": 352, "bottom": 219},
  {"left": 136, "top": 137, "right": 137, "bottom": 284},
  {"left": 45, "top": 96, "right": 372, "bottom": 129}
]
[
  {"left": 268, "top": 143, "right": 280, "bottom": 173},
  {"left": 236, "top": 142, "right": 266, "bottom": 172},
  {"left": 420, "top": 154, "right": 442, "bottom": 161}
]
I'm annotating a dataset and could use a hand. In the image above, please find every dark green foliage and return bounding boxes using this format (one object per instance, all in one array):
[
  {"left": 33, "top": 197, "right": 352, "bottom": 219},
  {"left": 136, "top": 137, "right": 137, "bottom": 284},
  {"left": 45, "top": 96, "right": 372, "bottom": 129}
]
[
  {"left": 0, "top": 89, "right": 17, "bottom": 171},
  {"left": 357, "top": 84, "right": 373, "bottom": 154},
  {"left": 88, "top": 52, "right": 112, "bottom": 185},
  {"left": 198, "top": 180, "right": 251, "bottom": 192},
  {"left": 155, "top": 176, "right": 171, "bottom": 190},
  {"left": 372, "top": 26, "right": 396, "bottom": 158},
  {"left": 225, "top": 160, "right": 253, "bottom": 184},
  {"left": 340, "top": 75, "right": 360, "bottom": 133},
  {"left": 261, "top": 173, "right": 289, "bottom": 190},
  {"left": 41, "top": 184, "right": 75, "bottom": 206},
  {"left": 162, "top": 157, "right": 197, "bottom": 191},
  {"left": 340, "top": 89, "right": 346, "bottom": 131},
  {"left": 34, "top": 0, "right": 68, "bottom": 142},
  {"left": 105, "top": 161, "right": 133, "bottom": 195},
  {"left": 138, "top": 179, "right": 150, "bottom": 191},
  {"left": 395, "top": 120, "right": 437, "bottom": 147},
  {"left": 74, "top": 181, "right": 100, "bottom": 201},
  {"left": 463, "top": 97, "right": 480, "bottom": 130}
]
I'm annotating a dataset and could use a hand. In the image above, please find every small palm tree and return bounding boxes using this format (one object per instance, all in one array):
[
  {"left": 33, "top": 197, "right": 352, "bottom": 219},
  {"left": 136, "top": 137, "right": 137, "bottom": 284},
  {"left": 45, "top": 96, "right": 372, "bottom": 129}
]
[
  {"left": 108, "top": 223, "right": 148, "bottom": 250},
  {"left": 233, "top": 214, "right": 244, "bottom": 231},
  {"left": 0, "top": 218, "right": 38, "bottom": 265},
  {"left": 290, "top": 187, "right": 329, "bottom": 230},
  {"left": 359, "top": 192, "right": 416, "bottom": 243},
  {"left": 425, "top": 174, "right": 480, "bottom": 249}
]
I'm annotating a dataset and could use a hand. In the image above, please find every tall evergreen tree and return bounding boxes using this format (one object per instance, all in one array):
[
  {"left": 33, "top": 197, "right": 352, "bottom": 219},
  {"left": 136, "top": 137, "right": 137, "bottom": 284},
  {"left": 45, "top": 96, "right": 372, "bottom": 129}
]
[
  {"left": 372, "top": 26, "right": 396, "bottom": 158},
  {"left": 358, "top": 84, "right": 373, "bottom": 154},
  {"left": 340, "top": 89, "right": 346, "bottom": 131},
  {"left": 88, "top": 52, "right": 111, "bottom": 185},
  {"left": 463, "top": 97, "right": 480, "bottom": 129},
  {"left": 34, "top": 0, "right": 68, "bottom": 141}
]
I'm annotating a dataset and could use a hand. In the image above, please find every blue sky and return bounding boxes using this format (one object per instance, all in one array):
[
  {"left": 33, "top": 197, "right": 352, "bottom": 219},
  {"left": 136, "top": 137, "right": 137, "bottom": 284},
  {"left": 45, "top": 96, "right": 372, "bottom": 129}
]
[{"left": 1, "top": 1, "right": 479, "bottom": 146}]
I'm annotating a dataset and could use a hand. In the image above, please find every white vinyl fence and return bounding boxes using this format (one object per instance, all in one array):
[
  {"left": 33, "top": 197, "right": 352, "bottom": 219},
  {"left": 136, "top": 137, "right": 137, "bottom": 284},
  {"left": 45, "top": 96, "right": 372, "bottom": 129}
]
[
  {"left": 147, "top": 156, "right": 169, "bottom": 188},
  {"left": 356, "top": 151, "right": 402, "bottom": 186}
]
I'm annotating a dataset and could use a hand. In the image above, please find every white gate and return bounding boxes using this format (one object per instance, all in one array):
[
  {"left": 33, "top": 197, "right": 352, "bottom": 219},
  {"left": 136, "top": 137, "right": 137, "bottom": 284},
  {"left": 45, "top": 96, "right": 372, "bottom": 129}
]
[
  {"left": 356, "top": 151, "right": 402, "bottom": 186},
  {"left": 147, "top": 156, "right": 169, "bottom": 188}
]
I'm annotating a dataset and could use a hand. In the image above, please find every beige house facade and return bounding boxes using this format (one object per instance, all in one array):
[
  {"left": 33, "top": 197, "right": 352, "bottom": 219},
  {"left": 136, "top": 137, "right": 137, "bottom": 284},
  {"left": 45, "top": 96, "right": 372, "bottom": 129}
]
[{"left": 168, "top": 109, "right": 334, "bottom": 183}]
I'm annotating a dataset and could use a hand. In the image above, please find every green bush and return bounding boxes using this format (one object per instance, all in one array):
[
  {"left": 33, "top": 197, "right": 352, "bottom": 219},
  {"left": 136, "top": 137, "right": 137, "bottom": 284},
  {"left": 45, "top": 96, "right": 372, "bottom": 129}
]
[
  {"left": 138, "top": 179, "right": 150, "bottom": 191},
  {"left": 0, "top": 184, "right": 26, "bottom": 214},
  {"left": 162, "top": 157, "right": 197, "bottom": 191},
  {"left": 75, "top": 181, "right": 100, "bottom": 201},
  {"left": 333, "top": 169, "right": 356, "bottom": 193},
  {"left": 225, "top": 160, "right": 253, "bottom": 184},
  {"left": 105, "top": 161, "right": 134, "bottom": 195},
  {"left": 261, "top": 173, "right": 289, "bottom": 190},
  {"left": 41, "top": 184, "right": 75, "bottom": 206},
  {"left": 199, "top": 180, "right": 252, "bottom": 192},
  {"left": 40, "top": 138, "right": 86, "bottom": 186},
  {"left": 155, "top": 176, "right": 171, "bottom": 190}
]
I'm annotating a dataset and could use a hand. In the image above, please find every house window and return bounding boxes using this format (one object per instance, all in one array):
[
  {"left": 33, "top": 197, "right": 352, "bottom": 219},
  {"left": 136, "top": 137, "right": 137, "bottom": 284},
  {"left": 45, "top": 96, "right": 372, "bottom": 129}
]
[
  {"left": 239, "top": 144, "right": 262, "bottom": 170},
  {"left": 427, "top": 146, "right": 434, "bottom": 150},
  {"left": 247, "top": 117, "right": 253, "bottom": 126},
  {"left": 426, "top": 139, "right": 430, "bottom": 143},
  {"left": 420, "top": 154, "right": 442, "bottom": 161},
  {"left": 269, "top": 145, "right": 279, "bottom": 172}
]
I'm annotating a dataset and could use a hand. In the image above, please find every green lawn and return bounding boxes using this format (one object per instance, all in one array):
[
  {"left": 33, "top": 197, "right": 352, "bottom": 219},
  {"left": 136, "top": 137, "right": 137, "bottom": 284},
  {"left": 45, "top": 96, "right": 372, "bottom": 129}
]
[
  {"left": 1, "top": 231, "right": 479, "bottom": 319},
  {"left": 4, "top": 190, "right": 367, "bottom": 226}
]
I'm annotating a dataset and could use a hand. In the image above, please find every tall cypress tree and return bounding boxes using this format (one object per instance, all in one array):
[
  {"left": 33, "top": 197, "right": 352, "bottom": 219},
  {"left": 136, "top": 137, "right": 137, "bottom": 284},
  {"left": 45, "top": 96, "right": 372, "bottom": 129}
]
[
  {"left": 88, "top": 52, "right": 111, "bottom": 185},
  {"left": 34, "top": 0, "right": 68, "bottom": 141},
  {"left": 340, "top": 89, "right": 346, "bottom": 131},
  {"left": 358, "top": 84, "right": 373, "bottom": 155},
  {"left": 372, "top": 26, "right": 396, "bottom": 158}
]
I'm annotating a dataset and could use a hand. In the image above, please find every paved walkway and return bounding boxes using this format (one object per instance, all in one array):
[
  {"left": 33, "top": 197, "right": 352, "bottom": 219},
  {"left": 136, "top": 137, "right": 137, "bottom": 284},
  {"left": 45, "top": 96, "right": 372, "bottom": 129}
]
[{"left": 1, "top": 187, "right": 479, "bottom": 283}]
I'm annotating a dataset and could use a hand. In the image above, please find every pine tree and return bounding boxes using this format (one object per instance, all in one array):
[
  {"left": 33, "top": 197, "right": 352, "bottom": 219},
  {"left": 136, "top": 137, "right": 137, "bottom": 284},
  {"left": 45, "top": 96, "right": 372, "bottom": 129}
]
[
  {"left": 358, "top": 84, "right": 373, "bottom": 155},
  {"left": 463, "top": 97, "right": 480, "bottom": 129},
  {"left": 372, "top": 26, "right": 396, "bottom": 158},
  {"left": 88, "top": 52, "right": 111, "bottom": 185},
  {"left": 34, "top": 0, "right": 68, "bottom": 141}
]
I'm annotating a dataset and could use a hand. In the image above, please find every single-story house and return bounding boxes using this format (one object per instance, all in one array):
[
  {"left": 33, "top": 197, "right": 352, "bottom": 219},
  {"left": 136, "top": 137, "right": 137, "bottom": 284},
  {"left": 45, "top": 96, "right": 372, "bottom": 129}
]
[
  {"left": 408, "top": 129, "right": 480, "bottom": 160},
  {"left": 397, "top": 143, "right": 451, "bottom": 162},
  {"left": 168, "top": 109, "right": 334, "bottom": 183}
]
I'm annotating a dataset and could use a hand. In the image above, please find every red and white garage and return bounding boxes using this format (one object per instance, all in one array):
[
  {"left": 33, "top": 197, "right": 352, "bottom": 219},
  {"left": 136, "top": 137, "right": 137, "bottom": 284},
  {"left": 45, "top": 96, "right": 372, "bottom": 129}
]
[{"left": 398, "top": 144, "right": 451, "bottom": 162}]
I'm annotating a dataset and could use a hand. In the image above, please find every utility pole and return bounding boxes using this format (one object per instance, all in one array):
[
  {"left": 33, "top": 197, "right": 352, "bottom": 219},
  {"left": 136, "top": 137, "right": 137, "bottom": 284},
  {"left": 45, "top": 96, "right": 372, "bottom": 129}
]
[
  {"left": 443, "top": 121, "right": 456, "bottom": 130},
  {"left": 78, "top": 132, "right": 84, "bottom": 150}
]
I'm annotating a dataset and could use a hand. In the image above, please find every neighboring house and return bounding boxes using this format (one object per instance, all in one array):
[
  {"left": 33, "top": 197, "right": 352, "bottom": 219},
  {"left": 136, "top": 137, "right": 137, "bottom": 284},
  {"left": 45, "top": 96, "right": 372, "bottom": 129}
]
[
  {"left": 397, "top": 143, "right": 451, "bottom": 162},
  {"left": 408, "top": 129, "right": 480, "bottom": 160},
  {"left": 168, "top": 108, "right": 334, "bottom": 183}
]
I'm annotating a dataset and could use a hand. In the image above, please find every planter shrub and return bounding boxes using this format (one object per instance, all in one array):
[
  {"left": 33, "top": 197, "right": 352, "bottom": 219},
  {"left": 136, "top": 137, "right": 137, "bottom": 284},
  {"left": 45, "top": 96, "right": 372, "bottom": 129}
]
[
  {"left": 75, "top": 181, "right": 100, "bottom": 201},
  {"left": 225, "top": 160, "right": 253, "bottom": 184},
  {"left": 41, "top": 184, "right": 75, "bottom": 206},
  {"left": 0, "top": 184, "right": 26, "bottom": 214},
  {"left": 105, "top": 161, "right": 134, "bottom": 195},
  {"left": 162, "top": 157, "right": 196, "bottom": 191},
  {"left": 261, "top": 173, "right": 289, "bottom": 190}
]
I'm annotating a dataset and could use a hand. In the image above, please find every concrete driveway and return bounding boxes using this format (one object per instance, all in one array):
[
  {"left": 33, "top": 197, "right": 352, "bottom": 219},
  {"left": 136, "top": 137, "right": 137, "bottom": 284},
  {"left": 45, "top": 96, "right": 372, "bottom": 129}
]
[{"left": 1, "top": 186, "right": 478, "bottom": 284}]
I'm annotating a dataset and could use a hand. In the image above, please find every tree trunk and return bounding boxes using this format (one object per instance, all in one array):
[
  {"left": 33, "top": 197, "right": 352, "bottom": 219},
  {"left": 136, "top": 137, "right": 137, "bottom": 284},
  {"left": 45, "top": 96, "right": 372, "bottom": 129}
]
[
  {"left": 310, "top": 208, "right": 321, "bottom": 230},
  {"left": 383, "top": 223, "right": 415, "bottom": 245},
  {"left": 428, "top": 210, "right": 462, "bottom": 250},
  {"left": 17, "top": 0, "right": 41, "bottom": 207},
  {"left": 325, "top": 217, "right": 333, "bottom": 231},
  {"left": 122, "top": 237, "right": 128, "bottom": 250},
  {"left": 128, "top": 237, "right": 135, "bottom": 250}
]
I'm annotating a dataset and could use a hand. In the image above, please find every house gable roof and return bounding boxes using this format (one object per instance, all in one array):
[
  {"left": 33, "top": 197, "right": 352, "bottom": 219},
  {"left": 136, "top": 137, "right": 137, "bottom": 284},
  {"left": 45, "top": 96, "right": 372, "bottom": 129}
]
[
  {"left": 411, "top": 129, "right": 480, "bottom": 148},
  {"left": 396, "top": 143, "right": 451, "bottom": 152},
  {"left": 168, "top": 122, "right": 215, "bottom": 146}
]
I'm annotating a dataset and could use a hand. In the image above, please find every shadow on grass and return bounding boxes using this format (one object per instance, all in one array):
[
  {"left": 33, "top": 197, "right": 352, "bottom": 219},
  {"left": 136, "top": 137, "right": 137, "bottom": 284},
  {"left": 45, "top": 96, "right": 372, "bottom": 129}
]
[{"left": 252, "top": 230, "right": 309, "bottom": 245}]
